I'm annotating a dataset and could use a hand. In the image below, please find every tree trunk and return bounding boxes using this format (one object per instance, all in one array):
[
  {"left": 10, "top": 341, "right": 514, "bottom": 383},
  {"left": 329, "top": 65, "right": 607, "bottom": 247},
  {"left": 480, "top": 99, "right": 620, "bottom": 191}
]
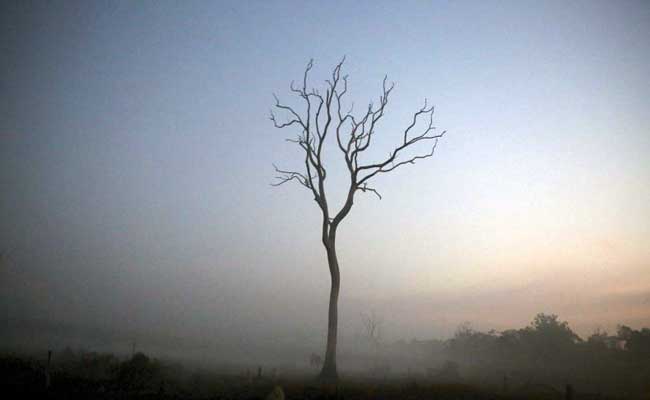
[{"left": 319, "top": 240, "right": 340, "bottom": 381}]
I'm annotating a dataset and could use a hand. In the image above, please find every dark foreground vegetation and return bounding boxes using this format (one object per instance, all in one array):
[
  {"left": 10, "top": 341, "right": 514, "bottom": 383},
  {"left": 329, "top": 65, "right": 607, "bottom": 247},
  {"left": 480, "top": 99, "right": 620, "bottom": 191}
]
[
  {"left": 0, "top": 353, "right": 621, "bottom": 400},
  {"left": 1, "top": 314, "right": 648, "bottom": 399}
]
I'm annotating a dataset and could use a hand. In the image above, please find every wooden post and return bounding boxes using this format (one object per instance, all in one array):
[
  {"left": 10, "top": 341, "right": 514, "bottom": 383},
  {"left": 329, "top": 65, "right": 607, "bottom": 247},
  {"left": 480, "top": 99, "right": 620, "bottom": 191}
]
[
  {"left": 44, "top": 349, "right": 52, "bottom": 389},
  {"left": 565, "top": 384, "right": 574, "bottom": 400}
]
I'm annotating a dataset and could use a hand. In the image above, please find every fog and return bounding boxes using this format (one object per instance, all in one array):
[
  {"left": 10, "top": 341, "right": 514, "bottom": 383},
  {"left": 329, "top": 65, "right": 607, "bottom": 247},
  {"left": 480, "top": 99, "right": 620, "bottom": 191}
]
[{"left": 1, "top": 1, "right": 649, "bottom": 391}]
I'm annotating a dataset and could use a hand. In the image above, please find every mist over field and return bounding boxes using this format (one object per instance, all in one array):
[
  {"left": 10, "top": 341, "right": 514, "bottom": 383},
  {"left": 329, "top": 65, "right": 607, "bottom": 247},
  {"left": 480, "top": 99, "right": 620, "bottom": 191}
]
[{"left": 1, "top": 1, "right": 649, "bottom": 398}]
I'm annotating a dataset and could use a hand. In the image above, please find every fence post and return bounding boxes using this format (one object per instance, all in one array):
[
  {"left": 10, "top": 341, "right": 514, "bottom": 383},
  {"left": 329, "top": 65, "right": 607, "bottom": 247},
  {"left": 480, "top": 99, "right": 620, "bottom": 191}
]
[{"left": 565, "top": 384, "right": 574, "bottom": 400}]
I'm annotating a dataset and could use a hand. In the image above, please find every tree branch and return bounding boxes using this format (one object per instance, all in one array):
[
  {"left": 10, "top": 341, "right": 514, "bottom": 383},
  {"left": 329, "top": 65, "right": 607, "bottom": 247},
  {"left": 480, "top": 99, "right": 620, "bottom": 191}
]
[
  {"left": 271, "top": 58, "right": 446, "bottom": 239},
  {"left": 356, "top": 100, "right": 446, "bottom": 186}
]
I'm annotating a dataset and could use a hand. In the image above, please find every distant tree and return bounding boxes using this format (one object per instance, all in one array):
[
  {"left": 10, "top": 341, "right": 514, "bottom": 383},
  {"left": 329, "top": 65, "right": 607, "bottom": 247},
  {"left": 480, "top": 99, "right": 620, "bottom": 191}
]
[
  {"left": 522, "top": 313, "right": 581, "bottom": 369},
  {"left": 617, "top": 325, "right": 633, "bottom": 342},
  {"left": 528, "top": 313, "right": 581, "bottom": 344},
  {"left": 446, "top": 322, "right": 498, "bottom": 366},
  {"left": 361, "top": 311, "right": 383, "bottom": 350},
  {"left": 271, "top": 58, "right": 446, "bottom": 380},
  {"left": 361, "top": 311, "right": 386, "bottom": 376},
  {"left": 618, "top": 325, "right": 650, "bottom": 359}
]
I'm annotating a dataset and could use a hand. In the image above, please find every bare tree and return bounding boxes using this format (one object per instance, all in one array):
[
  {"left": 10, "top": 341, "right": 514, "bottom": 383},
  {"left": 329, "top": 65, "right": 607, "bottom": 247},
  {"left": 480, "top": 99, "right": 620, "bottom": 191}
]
[
  {"left": 361, "top": 311, "right": 383, "bottom": 350},
  {"left": 361, "top": 311, "right": 386, "bottom": 377},
  {"left": 270, "top": 58, "right": 446, "bottom": 380}
]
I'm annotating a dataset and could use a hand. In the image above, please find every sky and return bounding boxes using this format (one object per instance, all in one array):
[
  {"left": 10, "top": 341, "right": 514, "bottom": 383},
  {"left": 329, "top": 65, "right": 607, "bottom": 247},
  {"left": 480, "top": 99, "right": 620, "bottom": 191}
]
[{"left": 1, "top": 0, "right": 649, "bottom": 359}]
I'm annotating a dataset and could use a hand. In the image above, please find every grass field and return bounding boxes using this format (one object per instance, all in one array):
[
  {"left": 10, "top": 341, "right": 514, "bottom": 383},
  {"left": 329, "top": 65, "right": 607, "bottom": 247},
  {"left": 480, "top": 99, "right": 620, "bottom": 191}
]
[{"left": 1, "top": 352, "right": 626, "bottom": 400}]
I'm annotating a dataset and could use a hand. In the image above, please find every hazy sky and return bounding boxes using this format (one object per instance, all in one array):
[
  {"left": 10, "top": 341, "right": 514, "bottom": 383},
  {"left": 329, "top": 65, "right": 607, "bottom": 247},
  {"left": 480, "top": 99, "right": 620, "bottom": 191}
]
[{"left": 1, "top": 1, "right": 649, "bottom": 355}]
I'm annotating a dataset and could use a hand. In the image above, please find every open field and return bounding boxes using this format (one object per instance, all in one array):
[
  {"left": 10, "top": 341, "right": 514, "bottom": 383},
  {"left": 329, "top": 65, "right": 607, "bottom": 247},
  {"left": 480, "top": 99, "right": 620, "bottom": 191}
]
[{"left": 0, "top": 352, "right": 635, "bottom": 400}]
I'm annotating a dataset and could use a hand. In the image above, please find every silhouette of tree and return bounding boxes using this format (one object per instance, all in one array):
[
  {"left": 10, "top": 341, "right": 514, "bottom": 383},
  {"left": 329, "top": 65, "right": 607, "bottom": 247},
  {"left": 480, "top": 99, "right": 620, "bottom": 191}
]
[
  {"left": 447, "top": 322, "right": 498, "bottom": 367},
  {"left": 361, "top": 311, "right": 383, "bottom": 349},
  {"left": 518, "top": 313, "right": 581, "bottom": 371},
  {"left": 528, "top": 313, "right": 581, "bottom": 344},
  {"left": 271, "top": 58, "right": 446, "bottom": 380},
  {"left": 618, "top": 325, "right": 650, "bottom": 360}
]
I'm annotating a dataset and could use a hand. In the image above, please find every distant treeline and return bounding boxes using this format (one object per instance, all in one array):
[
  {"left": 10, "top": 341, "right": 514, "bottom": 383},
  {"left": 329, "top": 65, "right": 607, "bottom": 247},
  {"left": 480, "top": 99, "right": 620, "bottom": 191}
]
[
  {"left": 430, "top": 313, "right": 649, "bottom": 397},
  {"left": 1, "top": 313, "right": 648, "bottom": 398}
]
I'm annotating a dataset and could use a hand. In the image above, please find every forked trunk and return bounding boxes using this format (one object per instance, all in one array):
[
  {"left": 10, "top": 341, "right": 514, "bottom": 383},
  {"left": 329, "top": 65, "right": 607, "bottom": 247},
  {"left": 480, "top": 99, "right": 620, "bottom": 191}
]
[{"left": 319, "top": 241, "right": 340, "bottom": 381}]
